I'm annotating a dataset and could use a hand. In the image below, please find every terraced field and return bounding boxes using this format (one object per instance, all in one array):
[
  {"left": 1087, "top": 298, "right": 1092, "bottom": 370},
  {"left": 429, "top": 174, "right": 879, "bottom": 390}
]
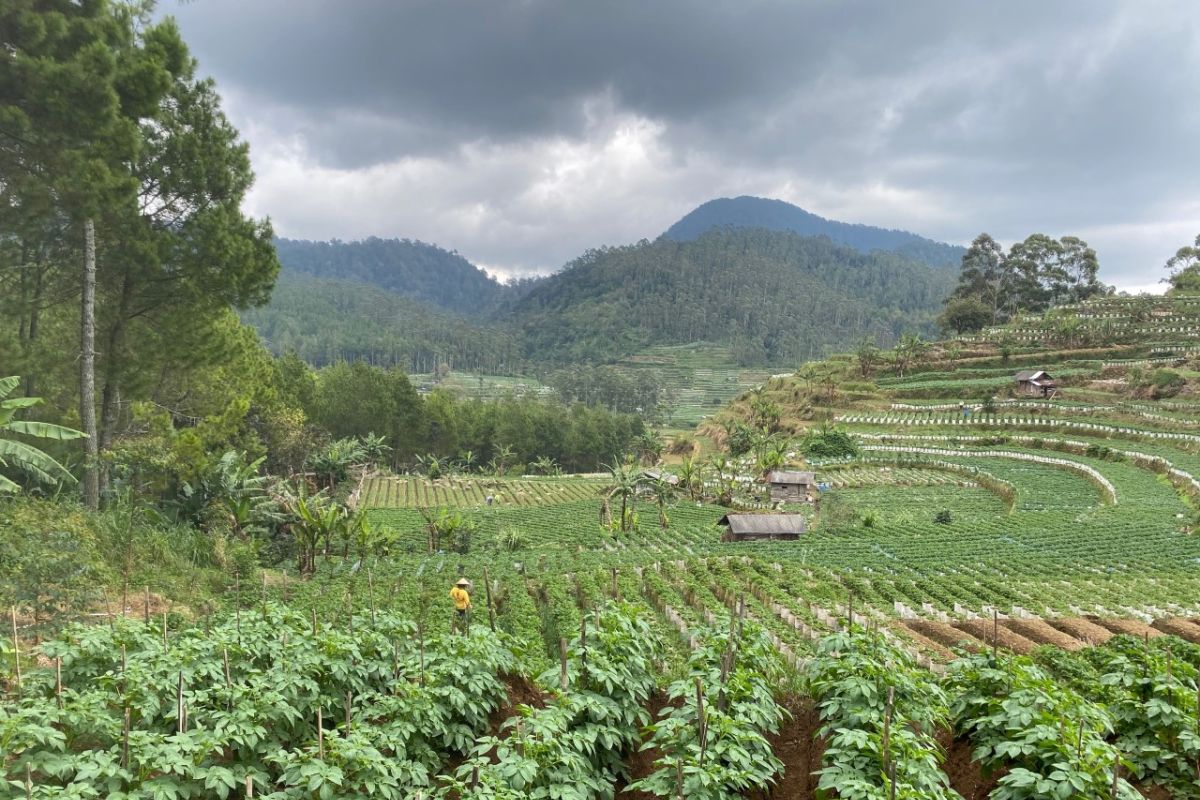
[
  {"left": 359, "top": 474, "right": 607, "bottom": 508},
  {"left": 25, "top": 293, "right": 1196, "bottom": 798}
]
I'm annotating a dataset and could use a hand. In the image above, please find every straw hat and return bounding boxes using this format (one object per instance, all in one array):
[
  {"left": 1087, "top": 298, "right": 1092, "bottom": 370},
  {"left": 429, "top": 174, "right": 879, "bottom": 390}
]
[{"left": 455, "top": 577, "right": 472, "bottom": 588}]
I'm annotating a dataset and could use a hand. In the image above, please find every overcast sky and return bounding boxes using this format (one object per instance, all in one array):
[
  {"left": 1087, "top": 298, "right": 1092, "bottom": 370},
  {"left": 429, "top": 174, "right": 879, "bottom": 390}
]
[{"left": 167, "top": 0, "right": 1200, "bottom": 291}]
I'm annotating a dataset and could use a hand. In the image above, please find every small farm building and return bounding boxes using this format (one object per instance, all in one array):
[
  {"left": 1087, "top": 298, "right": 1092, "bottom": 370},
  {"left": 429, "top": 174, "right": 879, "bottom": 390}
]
[
  {"left": 1014, "top": 370, "right": 1056, "bottom": 397},
  {"left": 641, "top": 469, "right": 680, "bottom": 486},
  {"left": 765, "top": 470, "right": 816, "bottom": 503},
  {"left": 719, "top": 513, "right": 807, "bottom": 542}
]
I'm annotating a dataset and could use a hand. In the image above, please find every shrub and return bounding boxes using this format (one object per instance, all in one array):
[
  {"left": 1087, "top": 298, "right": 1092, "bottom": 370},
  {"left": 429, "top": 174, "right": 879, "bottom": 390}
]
[
  {"left": 498, "top": 527, "right": 526, "bottom": 551},
  {"left": 934, "top": 510, "right": 952, "bottom": 524},
  {"left": 802, "top": 425, "right": 859, "bottom": 459},
  {"left": 1150, "top": 369, "right": 1186, "bottom": 399}
]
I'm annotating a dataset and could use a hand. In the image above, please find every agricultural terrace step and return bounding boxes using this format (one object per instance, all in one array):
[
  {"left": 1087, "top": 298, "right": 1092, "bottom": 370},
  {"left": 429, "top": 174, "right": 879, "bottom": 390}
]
[{"left": 838, "top": 414, "right": 1200, "bottom": 443}]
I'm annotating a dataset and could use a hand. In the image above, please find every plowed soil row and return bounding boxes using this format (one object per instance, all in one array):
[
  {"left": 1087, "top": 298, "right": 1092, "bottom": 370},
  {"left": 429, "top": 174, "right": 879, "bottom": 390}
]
[{"left": 900, "top": 615, "right": 1200, "bottom": 656}]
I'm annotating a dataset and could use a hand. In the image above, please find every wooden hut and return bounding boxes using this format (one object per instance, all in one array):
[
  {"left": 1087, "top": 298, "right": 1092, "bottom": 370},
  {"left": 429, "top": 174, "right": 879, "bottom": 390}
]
[
  {"left": 718, "top": 513, "right": 807, "bottom": 542},
  {"left": 641, "top": 469, "right": 680, "bottom": 487},
  {"left": 765, "top": 470, "right": 816, "bottom": 503},
  {"left": 1014, "top": 369, "right": 1056, "bottom": 397}
]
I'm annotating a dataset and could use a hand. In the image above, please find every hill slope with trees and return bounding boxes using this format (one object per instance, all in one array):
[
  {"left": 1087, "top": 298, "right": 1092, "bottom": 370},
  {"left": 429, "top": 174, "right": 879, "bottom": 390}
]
[
  {"left": 664, "top": 195, "right": 966, "bottom": 268},
  {"left": 244, "top": 273, "right": 523, "bottom": 373},
  {"left": 510, "top": 228, "right": 956, "bottom": 365},
  {"left": 273, "top": 237, "right": 538, "bottom": 317}
]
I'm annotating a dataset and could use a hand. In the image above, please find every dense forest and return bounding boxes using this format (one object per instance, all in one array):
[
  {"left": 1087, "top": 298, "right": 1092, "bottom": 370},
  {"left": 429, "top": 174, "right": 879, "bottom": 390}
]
[
  {"left": 251, "top": 225, "right": 959, "bottom": 370},
  {"left": 0, "top": 1, "right": 641, "bottom": 505},
  {"left": 510, "top": 228, "right": 957, "bottom": 365},
  {"left": 664, "top": 195, "right": 966, "bottom": 268},
  {"left": 244, "top": 273, "right": 524, "bottom": 372},
  {"left": 274, "top": 237, "right": 540, "bottom": 316}
]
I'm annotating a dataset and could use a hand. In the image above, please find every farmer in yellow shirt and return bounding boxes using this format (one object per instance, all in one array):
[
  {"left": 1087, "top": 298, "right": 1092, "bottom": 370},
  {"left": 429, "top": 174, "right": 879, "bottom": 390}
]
[{"left": 450, "top": 577, "right": 472, "bottom": 633}]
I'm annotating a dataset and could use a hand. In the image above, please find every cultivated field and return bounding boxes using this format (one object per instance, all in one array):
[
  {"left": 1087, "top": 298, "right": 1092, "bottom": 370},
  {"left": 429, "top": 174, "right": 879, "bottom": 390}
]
[{"left": 13, "top": 295, "right": 1200, "bottom": 799}]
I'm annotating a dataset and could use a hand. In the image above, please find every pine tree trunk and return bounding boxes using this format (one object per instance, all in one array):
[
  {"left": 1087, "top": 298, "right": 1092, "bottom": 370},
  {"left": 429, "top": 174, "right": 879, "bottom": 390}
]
[{"left": 80, "top": 218, "right": 99, "bottom": 510}]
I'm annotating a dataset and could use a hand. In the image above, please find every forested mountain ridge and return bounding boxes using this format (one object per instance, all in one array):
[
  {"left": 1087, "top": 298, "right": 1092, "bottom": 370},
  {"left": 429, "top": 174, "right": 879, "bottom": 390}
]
[
  {"left": 243, "top": 273, "right": 523, "bottom": 373},
  {"left": 256, "top": 223, "right": 959, "bottom": 370},
  {"left": 274, "top": 237, "right": 539, "bottom": 316},
  {"left": 664, "top": 196, "right": 966, "bottom": 268},
  {"left": 509, "top": 228, "right": 956, "bottom": 365}
]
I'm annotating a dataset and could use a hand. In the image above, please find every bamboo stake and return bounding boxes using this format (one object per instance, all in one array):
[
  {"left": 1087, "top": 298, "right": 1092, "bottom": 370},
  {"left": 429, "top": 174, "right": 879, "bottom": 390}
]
[
  {"left": 482, "top": 567, "right": 496, "bottom": 631},
  {"left": 611, "top": 567, "right": 619, "bottom": 600},
  {"left": 367, "top": 568, "right": 377, "bottom": 628},
  {"left": 10, "top": 606, "right": 20, "bottom": 696},
  {"left": 25, "top": 764, "right": 32, "bottom": 800},
  {"left": 245, "top": 776, "right": 254, "bottom": 798},
  {"left": 101, "top": 586, "right": 116, "bottom": 629},
  {"left": 144, "top": 585, "right": 150, "bottom": 623},
  {"left": 882, "top": 686, "right": 895, "bottom": 776},
  {"left": 162, "top": 612, "right": 168, "bottom": 649},
  {"left": 122, "top": 707, "right": 131, "bottom": 768},
  {"left": 695, "top": 677, "right": 707, "bottom": 768},
  {"left": 580, "top": 615, "right": 588, "bottom": 685},
  {"left": 1110, "top": 756, "right": 1121, "bottom": 799},
  {"left": 317, "top": 706, "right": 325, "bottom": 759},
  {"left": 311, "top": 607, "right": 318, "bottom": 636},
  {"left": 55, "top": 656, "right": 62, "bottom": 708},
  {"left": 418, "top": 621, "right": 426, "bottom": 685},
  {"left": 559, "top": 637, "right": 569, "bottom": 691},
  {"left": 345, "top": 690, "right": 353, "bottom": 732},
  {"left": 222, "top": 646, "right": 232, "bottom": 710},
  {"left": 993, "top": 608, "right": 999, "bottom": 660},
  {"left": 177, "top": 671, "right": 186, "bottom": 734}
]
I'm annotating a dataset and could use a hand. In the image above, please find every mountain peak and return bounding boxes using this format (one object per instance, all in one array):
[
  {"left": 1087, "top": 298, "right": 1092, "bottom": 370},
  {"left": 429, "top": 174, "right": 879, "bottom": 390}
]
[{"left": 663, "top": 196, "right": 964, "bottom": 268}]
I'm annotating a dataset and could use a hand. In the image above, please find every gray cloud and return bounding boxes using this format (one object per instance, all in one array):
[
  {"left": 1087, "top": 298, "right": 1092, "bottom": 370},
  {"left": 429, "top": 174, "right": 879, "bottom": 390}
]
[{"left": 166, "top": 0, "right": 1200, "bottom": 288}]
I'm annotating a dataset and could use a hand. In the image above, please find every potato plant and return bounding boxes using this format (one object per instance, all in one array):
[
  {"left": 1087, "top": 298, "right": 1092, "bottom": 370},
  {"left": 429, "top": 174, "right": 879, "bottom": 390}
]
[
  {"left": 629, "top": 621, "right": 785, "bottom": 799},
  {"left": 2, "top": 604, "right": 517, "bottom": 798}
]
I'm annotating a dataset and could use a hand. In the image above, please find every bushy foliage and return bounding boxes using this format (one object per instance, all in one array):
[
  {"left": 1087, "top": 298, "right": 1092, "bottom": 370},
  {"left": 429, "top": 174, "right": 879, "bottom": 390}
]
[{"left": 802, "top": 425, "right": 860, "bottom": 459}]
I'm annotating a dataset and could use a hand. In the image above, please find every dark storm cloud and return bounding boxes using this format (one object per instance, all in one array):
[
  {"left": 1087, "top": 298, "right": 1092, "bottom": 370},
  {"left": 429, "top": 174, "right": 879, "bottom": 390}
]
[{"left": 166, "top": 0, "right": 1200, "bottom": 288}]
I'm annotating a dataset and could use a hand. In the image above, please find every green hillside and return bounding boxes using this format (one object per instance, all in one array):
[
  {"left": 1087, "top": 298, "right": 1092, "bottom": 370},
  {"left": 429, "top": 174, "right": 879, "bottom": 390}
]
[
  {"left": 511, "top": 228, "right": 956, "bottom": 366},
  {"left": 664, "top": 194, "right": 966, "bottom": 268},
  {"left": 243, "top": 273, "right": 523, "bottom": 373}
]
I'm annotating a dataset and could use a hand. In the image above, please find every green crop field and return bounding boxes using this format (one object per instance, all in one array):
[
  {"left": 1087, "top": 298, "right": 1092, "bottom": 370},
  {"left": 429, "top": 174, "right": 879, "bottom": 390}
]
[
  {"left": 359, "top": 475, "right": 608, "bottom": 509},
  {"left": 14, "top": 295, "right": 1200, "bottom": 799}
]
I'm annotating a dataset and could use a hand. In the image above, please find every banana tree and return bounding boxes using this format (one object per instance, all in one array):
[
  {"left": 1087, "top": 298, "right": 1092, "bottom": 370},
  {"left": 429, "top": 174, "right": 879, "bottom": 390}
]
[
  {"left": 0, "top": 376, "right": 86, "bottom": 494},
  {"left": 647, "top": 475, "right": 674, "bottom": 529},
  {"left": 601, "top": 461, "right": 642, "bottom": 533},
  {"left": 677, "top": 456, "right": 703, "bottom": 501}
]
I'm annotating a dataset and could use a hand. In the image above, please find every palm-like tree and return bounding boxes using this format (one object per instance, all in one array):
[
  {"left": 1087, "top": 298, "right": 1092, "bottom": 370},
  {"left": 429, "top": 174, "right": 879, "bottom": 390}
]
[
  {"left": 635, "top": 431, "right": 664, "bottom": 467},
  {"left": 677, "top": 456, "right": 702, "bottom": 501},
  {"left": 532, "top": 455, "right": 559, "bottom": 476},
  {"left": 647, "top": 475, "right": 675, "bottom": 528},
  {"left": 601, "top": 461, "right": 641, "bottom": 533},
  {"left": 415, "top": 453, "right": 448, "bottom": 479},
  {"left": 707, "top": 454, "right": 736, "bottom": 507},
  {"left": 0, "top": 376, "right": 85, "bottom": 494},
  {"left": 359, "top": 433, "right": 392, "bottom": 466},
  {"left": 307, "top": 438, "right": 368, "bottom": 488},
  {"left": 489, "top": 444, "right": 515, "bottom": 476}
]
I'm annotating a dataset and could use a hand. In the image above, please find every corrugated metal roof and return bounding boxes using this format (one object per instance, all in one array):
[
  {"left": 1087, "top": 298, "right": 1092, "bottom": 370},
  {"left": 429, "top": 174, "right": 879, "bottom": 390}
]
[
  {"left": 766, "top": 470, "right": 815, "bottom": 485},
  {"left": 641, "top": 469, "right": 680, "bottom": 485},
  {"left": 1014, "top": 370, "right": 1050, "bottom": 381},
  {"left": 718, "top": 514, "right": 808, "bottom": 535}
]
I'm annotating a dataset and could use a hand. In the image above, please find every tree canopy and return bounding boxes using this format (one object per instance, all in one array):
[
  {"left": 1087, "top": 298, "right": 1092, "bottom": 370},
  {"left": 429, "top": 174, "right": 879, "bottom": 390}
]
[{"left": 944, "top": 232, "right": 1108, "bottom": 331}]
